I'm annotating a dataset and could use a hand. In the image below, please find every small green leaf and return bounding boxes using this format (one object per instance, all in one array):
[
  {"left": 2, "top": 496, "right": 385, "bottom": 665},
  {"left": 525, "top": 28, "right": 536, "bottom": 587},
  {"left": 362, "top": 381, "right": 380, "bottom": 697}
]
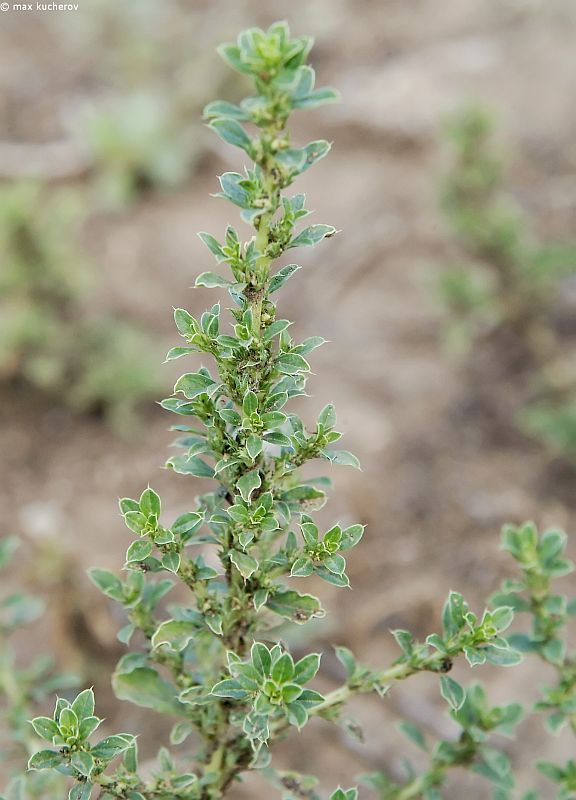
[
  {"left": 293, "top": 653, "right": 321, "bottom": 685},
  {"left": 335, "top": 646, "right": 357, "bottom": 678},
  {"left": 70, "top": 689, "right": 95, "bottom": 724},
  {"left": 243, "top": 390, "right": 258, "bottom": 416},
  {"left": 123, "top": 511, "right": 147, "bottom": 535},
  {"left": 439, "top": 676, "right": 465, "bottom": 710},
  {"left": 276, "top": 352, "right": 310, "bottom": 375},
  {"left": 251, "top": 642, "right": 272, "bottom": 677},
  {"left": 30, "top": 717, "right": 59, "bottom": 742},
  {"left": 399, "top": 720, "right": 428, "bottom": 751},
  {"left": 195, "top": 272, "right": 231, "bottom": 288},
  {"left": 71, "top": 750, "right": 94, "bottom": 777},
  {"left": 230, "top": 550, "right": 258, "bottom": 579},
  {"left": 321, "top": 449, "right": 361, "bottom": 469},
  {"left": 91, "top": 734, "right": 135, "bottom": 760},
  {"left": 125, "top": 540, "right": 153, "bottom": 564},
  {"left": 211, "top": 679, "right": 248, "bottom": 700},
  {"left": 210, "top": 118, "right": 252, "bottom": 153},
  {"left": 269, "top": 264, "right": 300, "bottom": 294},
  {"left": 266, "top": 590, "right": 325, "bottom": 624},
  {"left": 28, "top": 750, "right": 64, "bottom": 770},
  {"left": 152, "top": 620, "right": 197, "bottom": 652},
  {"left": 289, "top": 224, "right": 337, "bottom": 249},
  {"left": 272, "top": 653, "right": 295, "bottom": 684},
  {"left": 139, "top": 487, "right": 161, "bottom": 518},
  {"left": 161, "top": 551, "right": 181, "bottom": 573},
  {"left": 198, "top": 231, "right": 225, "bottom": 259},
  {"left": 237, "top": 470, "right": 261, "bottom": 502},
  {"left": 172, "top": 512, "right": 204, "bottom": 537},
  {"left": 113, "top": 667, "right": 187, "bottom": 717},
  {"left": 88, "top": 568, "right": 123, "bottom": 601},
  {"left": 291, "top": 557, "right": 314, "bottom": 577},
  {"left": 246, "top": 434, "right": 263, "bottom": 460},
  {"left": 174, "top": 372, "right": 216, "bottom": 399}
]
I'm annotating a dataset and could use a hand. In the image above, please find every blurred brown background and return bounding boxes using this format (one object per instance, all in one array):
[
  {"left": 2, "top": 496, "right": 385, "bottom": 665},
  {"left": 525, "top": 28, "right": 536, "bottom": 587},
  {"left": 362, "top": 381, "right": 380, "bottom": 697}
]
[{"left": 1, "top": 1, "right": 576, "bottom": 797}]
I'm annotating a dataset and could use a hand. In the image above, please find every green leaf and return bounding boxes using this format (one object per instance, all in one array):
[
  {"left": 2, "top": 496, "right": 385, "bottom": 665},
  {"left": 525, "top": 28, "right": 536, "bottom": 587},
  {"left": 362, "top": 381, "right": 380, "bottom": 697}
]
[
  {"left": 71, "top": 750, "right": 94, "bottom": 777},
  {"left": 321, "top": 449, "right": 361, "bottom": 469},
  {"left": 78, "top": 716, "right": 102, "bottom": 740},
  {"left": 152, "top": 620, "right": 198, "bottom": 652},
  {"left": 30, "top": 716, "right": 59, "bottom": 742},
  {"left": 340, "top": 524, "right": 364, "bottom": 550},
  {"left": 399, "top": 720, "right": 428, "bottom": 751},
  {"left": 266, "top": 590, "right": 325, "bottom": 624},
  {"left": 195, "top": 272, "right": 231, "bottom": 288},
  {"left": 490, "top": 606, "right": 514, "bottom": 633},
  {"left": 323, "top": 553, "right": 346, "bottom": 575},
  {"left": 482, "top": 645, "right": 523, "bottom": 666},
  {"left": 237, "top": 470, "right": 261, "bottom": 502},
  {"left": 123, "top": 511, "right": 147, "bottom": 535},
  {"left": 28, "top": 750, "right": 64, "bottom": 770},
  {"left": 166, "top": 455, "right": 214, "bottom": 479},
  {"left": 335, "top": 646, "right": 357, "bottom": 678},
  {"left": 287, "top": 701, "right": 308, "bottom": 728},
  {"left": 269, "top": 264, "right": 300, "bottom": 294},
  {"left": 243, "top": 390, "right": 258, "bottom": 416},
  {"left": 276, "top": 353, "right": 311, "bottom": 374},
  {"left": 203, "top": 100, "right": 248, "bottom": 121},
  {"left": 315, "top": 565, "right": 350, "bottom": 587},
  {"left": 70, "top": 689, "right": 95, "bottom": 724},
  {"left": 174, "top": 372, "right": 217, "bottom": 399},
  {"left": 293, "top": 653, "right": 321, "bottom": 685},
  {"left": 251, "top": 642, "right": 272, "bottom": 677},
  {"left": 171, "top": 512, "right": 204, "bottom": 537},
  {"left": 174, "top": 308, "right": 198, "bottom": 337},
  {"left": 170, "top": 721, "right": 194, "bottom": 745},
  {"left": 291, "top": 557, "right": 314, "bottom": 577},
  {"left": 125, "top": 539, "right": 153, "bottom": 564},
  {"left": 113, "top": 667, "right": 187, "bottom": 717},
  {"left": 246, "top": 434, "right": 263, "bottom": 460},
  {"left": 289, "top": 224, "right": 337, "bottom": 249},
  {"left": 211, "top": 679, "right": 248, "bottom": 700},
  {"left": 161, "top": 551, "right": 181, "bottom": 573},
  {"left": 59, "top": 707, "right": 78, "bottom": 732},
  {"left": 139, "top": 487, "right": 161, "bottom": 518},
  {"left": 272, "top": 653, "right": 295, "bottom": 684},
  {"left": 210, "top": 118, "right": 252, "bottom": 153},
  {"left": 230, "top": 550, "right": 258, "bottom": 579},
  {"left": 217, "top": 172, "right": 250, "bottom": 208},
  {"left": 198, "top": 230, "right": 225, "bottom": 259},
  {"left": 541, "top": 638, "right": 565, "bottom": 665},
  {"left": 264, "top": 431, "right": 292, "bottom": 447},
  {"left": 91, "top": 734, "right": 135, "bottom": 760},
  {"left": 69, "top": 783, "right": 93, "bottom": 800},
  {"left": 439, "top": 676, "right": 465, "bottom": 710},
  {"left": 293, "top": 86, "right": 341, "bottom": 109},
  {"left": 330, "top": 789, "right": 358, "bottom": 800},
  {"left": 88, "top": 568, "right": 123, "bottom": 601}
]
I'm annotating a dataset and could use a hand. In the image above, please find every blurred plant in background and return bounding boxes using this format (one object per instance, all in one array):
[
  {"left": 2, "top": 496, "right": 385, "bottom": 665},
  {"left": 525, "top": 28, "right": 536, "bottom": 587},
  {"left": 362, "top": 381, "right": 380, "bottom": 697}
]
[
  {"left": 0, "top": 537, "right": 78, "bottom": 799},
  {"left": 439, "top": 104, "right": 576, "bottom": 461},
  {"left": 75, "top": 92, "right": 200, "bottom": 209},
  {"left": 56, "top": 0, "right": 243, "bottom": 209},
  {"left": 0, "top": 182, "right": 162, "bottom": 430}
]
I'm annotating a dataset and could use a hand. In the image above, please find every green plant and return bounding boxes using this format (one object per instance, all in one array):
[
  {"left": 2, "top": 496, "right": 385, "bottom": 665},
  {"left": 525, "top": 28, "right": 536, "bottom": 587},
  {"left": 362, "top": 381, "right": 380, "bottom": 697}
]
[
  {"left": 19, "top": 23, "right": 528, "bottom": 800},
  {"left": 0, "top": 537, "right": 78, "bottom": 799},
  {"left": 0, "top": 182, "right": 162, "bottom": 429},
  {"left": 77, "top": 92, "right": 200, "bottom": 208},
  {"left": 439, "top": 105, "right": 576, "bottom": 457}
]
